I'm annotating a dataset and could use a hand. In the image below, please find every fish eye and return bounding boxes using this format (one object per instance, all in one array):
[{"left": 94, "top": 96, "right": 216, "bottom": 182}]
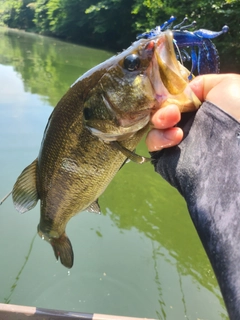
[
  {"left": 83, "top": 107, "right": 93, "bottom": 121},
  {"left": 123, "top": 54, "right": 140, "bottom": 71}
]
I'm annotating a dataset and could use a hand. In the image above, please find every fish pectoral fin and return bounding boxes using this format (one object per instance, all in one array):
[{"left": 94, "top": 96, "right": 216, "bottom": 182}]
[
  {"left": 111, "top": 141, "right": 150, "bottom": 164},
  {"left": 50, "top": 233, "right": 74, "bottom": 269},
  {"left": 12, "top": 159, "right": 39, "bottom": 213},
  {"left": 86, "top": 200, "right": 101, "bottom": 214}
]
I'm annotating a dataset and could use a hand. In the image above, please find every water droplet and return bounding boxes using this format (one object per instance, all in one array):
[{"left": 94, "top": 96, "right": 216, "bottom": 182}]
[
  {"left": 68, "top": 270, "right": 71, "bottom": 276},
  {"left": 41, "top": 235, "right": 45, "bottom": 240}
]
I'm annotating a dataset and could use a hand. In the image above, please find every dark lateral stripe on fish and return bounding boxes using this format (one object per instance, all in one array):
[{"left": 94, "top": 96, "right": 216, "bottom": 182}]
[{"left": 12, "top": 159, "right": 39, "bottom": 214}]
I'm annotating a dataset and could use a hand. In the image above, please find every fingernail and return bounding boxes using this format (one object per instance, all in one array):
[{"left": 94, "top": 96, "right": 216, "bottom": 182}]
[{"left": 163, "top": 128, "right": 179, "bottom": 141}]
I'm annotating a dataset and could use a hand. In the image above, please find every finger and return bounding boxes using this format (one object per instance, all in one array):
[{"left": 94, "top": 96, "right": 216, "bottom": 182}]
[
  {"left": 151, "top": 104, "right": 181, "bottom": 129},
  {"left": 146, "top": 127, "right": 183, "bottom": 152},
  {"left": 189, "top": 74, "right": 240, "bottom": 120},
  {"left": 189, "top": 74, "right": 240, "bottom": 102}
]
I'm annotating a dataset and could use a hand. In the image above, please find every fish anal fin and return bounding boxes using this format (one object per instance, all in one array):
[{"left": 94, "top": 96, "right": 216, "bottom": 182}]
[
  {"left": 86, "top": 200, "right": 101, "bottom": 214},
  {"left": 12, "top": 159, "right": 39, "bottom": 213},
  {"left": 50, "top": 233, "right": 74, "bottom": 269}
]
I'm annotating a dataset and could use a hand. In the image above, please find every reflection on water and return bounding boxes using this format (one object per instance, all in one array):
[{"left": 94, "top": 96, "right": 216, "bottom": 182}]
[
  {"left": 0, "top": 27, "right": 112, "bottom": 106},
  {"left": 0, "top": 27, "right": 229, "bottom": 319},
  {"left": 152, "top": 241, "right": 166, "bottom": 320},
  {"left": 4, "top": 234, "right": 37, "bottom": 304}
]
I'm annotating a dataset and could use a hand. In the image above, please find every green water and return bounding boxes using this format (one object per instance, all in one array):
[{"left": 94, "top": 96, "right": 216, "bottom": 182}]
[{"left": 0, "top": 28, "right": 228, "bottom": 319}]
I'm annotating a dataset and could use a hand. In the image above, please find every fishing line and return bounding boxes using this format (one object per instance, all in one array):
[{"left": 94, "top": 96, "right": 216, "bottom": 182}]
[{"left": 0, "top": 191, "right": 12, "bottom": 205}]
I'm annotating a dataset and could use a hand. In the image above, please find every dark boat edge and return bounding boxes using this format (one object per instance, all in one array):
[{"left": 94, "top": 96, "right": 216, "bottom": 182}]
[{"left": 0, "top": 303, "right": 157, "bottom": 320}]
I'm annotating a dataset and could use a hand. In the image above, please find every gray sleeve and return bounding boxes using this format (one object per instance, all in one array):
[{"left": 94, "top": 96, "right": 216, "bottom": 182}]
[{"left": 150, "top": 101, "right": 240, "bottom": 319}]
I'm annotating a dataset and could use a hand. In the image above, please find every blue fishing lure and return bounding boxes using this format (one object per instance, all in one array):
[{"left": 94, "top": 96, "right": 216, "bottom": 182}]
[{"left": 137, "top": 17, "right": 229, "bottom": 78}]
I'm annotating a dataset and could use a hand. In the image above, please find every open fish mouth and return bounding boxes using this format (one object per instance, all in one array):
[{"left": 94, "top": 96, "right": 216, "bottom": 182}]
[{"left": 149, "top": 30, "right": 201, "bottom": 111}]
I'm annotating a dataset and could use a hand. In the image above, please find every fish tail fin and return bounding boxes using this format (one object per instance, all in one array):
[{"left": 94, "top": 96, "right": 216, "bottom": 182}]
[{"left": 50, "top": 233, "right": 74, "bottom": 269}]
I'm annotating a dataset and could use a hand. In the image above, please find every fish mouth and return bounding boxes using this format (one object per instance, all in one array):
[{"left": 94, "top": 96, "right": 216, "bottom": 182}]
[{"left": 149, "top": 30, "right": 201, "bottom": 111}]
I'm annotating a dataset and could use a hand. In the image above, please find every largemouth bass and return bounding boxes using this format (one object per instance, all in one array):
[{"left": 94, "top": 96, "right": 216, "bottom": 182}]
[{"left": 7, "top": 31, "right": 200, "bottom": 268}]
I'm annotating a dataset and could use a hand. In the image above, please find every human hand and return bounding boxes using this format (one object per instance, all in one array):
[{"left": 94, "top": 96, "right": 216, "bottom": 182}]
[
  {"left": 146, "top": 74, "right": 240, "bottom": 320},
  {"left": 146, "top": 73, "right": 240, "bottom": 151}
]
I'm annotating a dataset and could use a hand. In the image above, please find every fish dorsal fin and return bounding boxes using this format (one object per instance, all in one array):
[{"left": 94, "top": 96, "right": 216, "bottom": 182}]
[
  {"left": 111, "top": 141, "right": 151, "bottom": 164},
  {"left": 86, "top": 200, "right": 101, "bottom": 214},
  {"left": 12, "top": 159, "right": 39, "bottom": 213}
]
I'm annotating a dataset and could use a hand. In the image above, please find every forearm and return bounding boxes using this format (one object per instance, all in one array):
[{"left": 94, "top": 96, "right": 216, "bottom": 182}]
[{"left": 151, "top": 102, "right": 240, "bottom": 319}]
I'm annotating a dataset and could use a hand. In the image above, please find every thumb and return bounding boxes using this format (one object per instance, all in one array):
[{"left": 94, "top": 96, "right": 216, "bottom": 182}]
[
  {"left": 189, "top": 73, "right": 240, "bottom": 121},
  {"left": 189, "top": 74, "right": 229, "bottom": 102}
]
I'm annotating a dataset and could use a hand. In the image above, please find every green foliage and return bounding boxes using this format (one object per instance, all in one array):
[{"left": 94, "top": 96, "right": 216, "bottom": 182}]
[
  {"left": 0, "top": 0, "right": 239, "bottom": 67},
  {"left": 33, "top": 0, "right": 101, "bottom": 44},
  {"left": 131, "top": 0, "right": 165, "bottom": 31},
  {"left": 33, "top": 0, "right": 50, "bottom": 32},
  {"left": 84, "top": 0, "right": 135, "bottom": 49},
  {"left": 0, "top": 0, "right": 35, "bottom": 29}
]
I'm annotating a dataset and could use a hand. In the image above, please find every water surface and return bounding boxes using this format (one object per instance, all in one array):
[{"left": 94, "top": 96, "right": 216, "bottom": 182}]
[{"left": 0, "top": 28, "right": 228, "bottom": 319}]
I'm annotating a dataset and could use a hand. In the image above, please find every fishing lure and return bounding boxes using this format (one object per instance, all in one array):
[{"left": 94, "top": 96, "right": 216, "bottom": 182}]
[{"left": 137, "top": 17, "right": 229, "bottom": 78}]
